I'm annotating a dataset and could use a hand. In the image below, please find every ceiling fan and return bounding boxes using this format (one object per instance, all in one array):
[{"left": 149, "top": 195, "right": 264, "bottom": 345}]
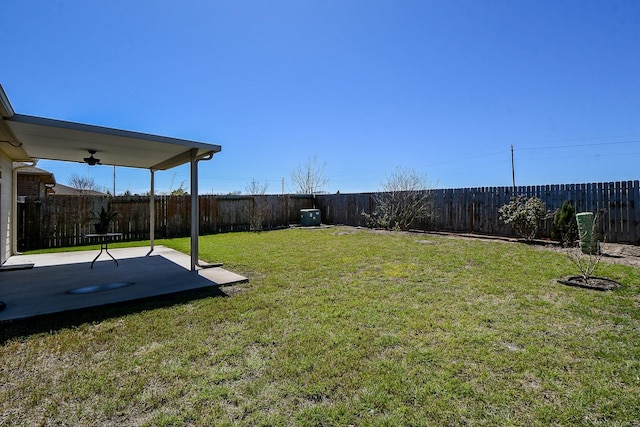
[{"left": 83, "top": 150, "right": 101, "bottom": 166}]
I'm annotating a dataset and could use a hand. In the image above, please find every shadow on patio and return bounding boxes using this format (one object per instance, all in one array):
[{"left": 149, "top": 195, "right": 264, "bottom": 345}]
[{"left": 0, "top": 246, "right": 247, "bottom": 341}]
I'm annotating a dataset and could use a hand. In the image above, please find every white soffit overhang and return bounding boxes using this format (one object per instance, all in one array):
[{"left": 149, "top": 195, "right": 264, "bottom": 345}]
[
  {"left": 0, "top": 121, "right": 30, "bottom": 161},
  {"left": 0, "top": 85, "right": 31, "bottom": 160},
  {"left": 4, "top": 114, "right": 221, "bottom": 170}
]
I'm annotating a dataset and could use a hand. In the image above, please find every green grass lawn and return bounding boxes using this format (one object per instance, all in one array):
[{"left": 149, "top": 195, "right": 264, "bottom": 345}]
[{"left": 2, "top": 227, "right": 640, "bottom": 426}]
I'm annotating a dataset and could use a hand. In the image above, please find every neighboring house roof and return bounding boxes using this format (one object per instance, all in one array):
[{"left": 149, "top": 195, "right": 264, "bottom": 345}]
[
  {"left": 49, "top": 183, "right": 106, "bottom": 196},
  {"left": 16, "top": 166, "right": 106, "bottom": 195},
  {"left": 16, "top": 166, "right": 56, "bottom": 186}
]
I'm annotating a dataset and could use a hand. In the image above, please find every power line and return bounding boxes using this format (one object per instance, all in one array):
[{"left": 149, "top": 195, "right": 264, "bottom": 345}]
[
  {"left": 421, "top": 150, "right": 506, "bottom": 169},
  {"left": 520, "top": 151, "right": 640, "bottom": 162},
  {"left": 519, "top": 133, "right": 640, "bottom": 146},
  {"left": 518, "top": 139, "right": 640, "bottom": 151},
  {"left": 416, "top": 138, "right": 640, "bottom": 171}
]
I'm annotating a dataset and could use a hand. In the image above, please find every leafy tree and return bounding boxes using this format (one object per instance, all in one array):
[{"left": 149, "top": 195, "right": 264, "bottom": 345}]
[
  {"left": 552, "top": 200, "right": 578, "bottom": 245},
  {"left": 290, "top": 154, "right": 328, "bottom": 195},
  {"left": 363, "top": 166, "right": 436, "bottom": 231}
]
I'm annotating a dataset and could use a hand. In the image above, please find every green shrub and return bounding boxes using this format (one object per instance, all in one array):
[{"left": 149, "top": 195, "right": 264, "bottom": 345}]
[
  {"left": 498, "top": 196, "right": 551, "bottom": 241},
  {"left": 551, "top": 200, "right": 578, "bottom": 245}
]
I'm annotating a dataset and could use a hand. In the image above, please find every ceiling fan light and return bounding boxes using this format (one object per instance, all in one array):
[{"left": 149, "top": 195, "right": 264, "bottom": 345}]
[{"left": 83, "top": 150, "right": 100, "bottom": 165}]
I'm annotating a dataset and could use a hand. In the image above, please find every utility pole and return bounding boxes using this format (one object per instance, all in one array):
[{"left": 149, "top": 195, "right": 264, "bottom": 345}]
[
  {"left": 511, "top": 145, "right": 516, "bottom": 192},
  {"left": 282, "top": 177, "right": 285, "bottom": 195}
]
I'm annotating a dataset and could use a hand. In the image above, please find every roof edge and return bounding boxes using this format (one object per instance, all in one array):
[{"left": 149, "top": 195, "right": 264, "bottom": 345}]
[
  {"left": 0, "top": 84, "right": 16, "bottom": 118},
  {"left": 8, "top": 114, "right": 222, "bottom": 153}
]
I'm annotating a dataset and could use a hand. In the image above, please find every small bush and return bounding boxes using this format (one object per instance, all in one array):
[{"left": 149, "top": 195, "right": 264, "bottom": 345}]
[
  {"left": 498, "top": 196, "right": 551, "bottom": 241},
  {"left": 245, "top": 179, "right": 270, "bottom": 231},
  {"left": 362, "top": 166, "right": 436, "bottom": 231},
  {"left": 551, "top": 200, "right": 578, "bottom": 245}
]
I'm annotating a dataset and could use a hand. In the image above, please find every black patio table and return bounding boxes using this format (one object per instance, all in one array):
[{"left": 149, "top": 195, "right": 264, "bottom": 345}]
[{"left": 85, "top": 233, "right": 123, "bottom": 269}]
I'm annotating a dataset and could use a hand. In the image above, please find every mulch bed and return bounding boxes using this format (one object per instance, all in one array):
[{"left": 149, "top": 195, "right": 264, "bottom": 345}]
[{"left": 557, "top": 276, "right": 622, "bottom": 291}]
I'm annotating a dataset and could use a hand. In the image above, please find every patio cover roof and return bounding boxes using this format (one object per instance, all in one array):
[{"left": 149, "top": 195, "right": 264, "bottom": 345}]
[
  {"left": 0, "top": 83, "right": 222, "bottom": 271},
  {"left": 0, "top": 85, "right": 221, "bottom": 170}
]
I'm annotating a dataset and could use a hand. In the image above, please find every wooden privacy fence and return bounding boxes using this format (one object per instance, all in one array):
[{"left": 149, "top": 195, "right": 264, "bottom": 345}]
[
  {"left": 17, "top": 181, "right": 640, "bottom": 250},
  {"left": 18, "top": 194, "right": 315, "bottom": 251},
  {"left": 316, "top": 181, "right": 640, "bottom": 243}
]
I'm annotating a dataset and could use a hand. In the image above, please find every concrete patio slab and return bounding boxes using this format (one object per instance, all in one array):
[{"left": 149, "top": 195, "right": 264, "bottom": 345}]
[{"left": 0, "top": 245, "right": 247, "bottom": 322}]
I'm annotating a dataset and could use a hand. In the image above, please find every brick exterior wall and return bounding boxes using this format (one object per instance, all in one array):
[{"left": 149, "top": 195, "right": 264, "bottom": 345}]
[{"left": 17, "top": 175, "right": 44, "bottom": 198}]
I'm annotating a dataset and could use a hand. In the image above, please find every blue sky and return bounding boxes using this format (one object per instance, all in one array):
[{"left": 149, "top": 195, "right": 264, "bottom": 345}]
[{"left": 3, "top": 0, "right": 639, "bottom": 194}]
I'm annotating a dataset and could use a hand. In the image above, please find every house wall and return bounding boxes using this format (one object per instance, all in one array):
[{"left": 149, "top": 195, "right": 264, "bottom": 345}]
[
  {"left": 0, "top": 152, "right": 12, "bottom": 264},
  {"left": 17, "top": 174, "right": 43, "bottom": 198}
]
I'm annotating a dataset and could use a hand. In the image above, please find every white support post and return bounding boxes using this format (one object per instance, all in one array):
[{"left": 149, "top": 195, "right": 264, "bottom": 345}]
[
  {"left": 190, "top": 149, "right": 199, "bottom": 272},
  {"left": 150, "top": 169, "right": 155, "bottom": 253}
]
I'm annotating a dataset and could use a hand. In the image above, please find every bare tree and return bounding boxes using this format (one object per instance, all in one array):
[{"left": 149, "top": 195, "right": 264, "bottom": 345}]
[
  {"left": 68, "top": 174, "right": 101, "bottom": 195},
  {"left": 363, "top": 166, "right": 436, "bottom": 231},
  {"left": 245, "top": 179, "right": 268, "bottom": 196},
  {"left": 290, "top": 154, "right": 328, "bottom": 194},
  {"left": 245, "top": 179, "right": 270, "bottom": 231}
]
